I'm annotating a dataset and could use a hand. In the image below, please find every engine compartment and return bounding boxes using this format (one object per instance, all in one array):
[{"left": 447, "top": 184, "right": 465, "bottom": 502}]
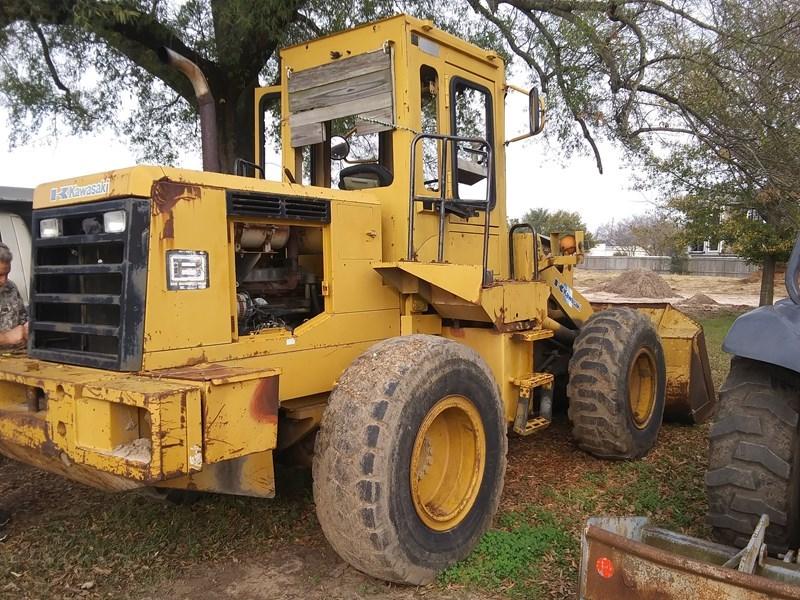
[{"left": 233, "top": 222, "right": 324, "bottom": 334}]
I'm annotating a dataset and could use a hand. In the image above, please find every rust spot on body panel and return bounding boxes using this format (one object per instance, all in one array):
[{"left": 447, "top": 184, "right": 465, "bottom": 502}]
[
  {"left": 250, "top": 377, "right": 279, "bottom": 424},
  {"left": 151, "top": 179, "right": 201, "bottom": 240},
  {"left": 151, "top": 179, "right": 201, "bottom": 215},
  {"left": 162, "top": 213, "right": 175, "bottom": 239}
]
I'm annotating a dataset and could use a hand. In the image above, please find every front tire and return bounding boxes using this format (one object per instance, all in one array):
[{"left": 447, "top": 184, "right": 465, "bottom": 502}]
[
  {"left": 567, "top": 307, "right": 666, "bottom": 459},
  {"left": 706, "top": 357, "right": 800, "bottom": 552},
  {"left": 312, "top": 335, "right": 507, "bottom": 584}
]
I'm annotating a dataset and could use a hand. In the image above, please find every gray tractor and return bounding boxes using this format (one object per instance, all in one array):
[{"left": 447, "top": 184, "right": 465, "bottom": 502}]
[{"left": 707, "top": 236, "right": 800, "bottom": 553}]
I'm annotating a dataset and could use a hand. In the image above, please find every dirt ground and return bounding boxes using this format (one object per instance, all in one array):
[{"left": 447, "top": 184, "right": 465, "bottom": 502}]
[
  {"left": 574, "top": 269, "right": 783, "bottom": 307},
  {"left": 1, "top": 425, "right": 597, "bottom": 600},
  {"left": 0, "top": 270, "right": 753, "bottom": 599},
  {"left": 147, "top": 544, "right": 489, "bottom": 600}
]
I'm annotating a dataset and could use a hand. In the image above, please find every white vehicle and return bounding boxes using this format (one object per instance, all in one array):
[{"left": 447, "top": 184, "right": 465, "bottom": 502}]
[{"left": 0, "top": 187, "right": 33, "bottom": 304}]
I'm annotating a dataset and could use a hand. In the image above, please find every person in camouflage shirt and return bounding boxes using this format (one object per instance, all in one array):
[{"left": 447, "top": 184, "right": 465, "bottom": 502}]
[
  {"left": 0, "top": 242, "right": 28, "bottom": 348},
  {"left": 0, "top": 242, "right": 25, "bottom": 541}
]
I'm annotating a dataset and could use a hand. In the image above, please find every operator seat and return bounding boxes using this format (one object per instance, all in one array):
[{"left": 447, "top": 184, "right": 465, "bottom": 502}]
[{"left": 338, "top": 164, "right": 394, "bottom": 190}]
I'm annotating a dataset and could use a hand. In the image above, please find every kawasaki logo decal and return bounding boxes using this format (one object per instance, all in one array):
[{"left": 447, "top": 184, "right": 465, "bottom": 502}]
[{"left": 50, "top": 179, "right": 110, "bottom": 201}]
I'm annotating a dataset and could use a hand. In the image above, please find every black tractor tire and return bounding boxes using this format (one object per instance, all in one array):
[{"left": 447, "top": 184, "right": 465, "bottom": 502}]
[
  {"left": 567, "top": 307, "right": 666, "bottom": 459},
  {"left": 312, "top": 335, "right": 507, "bottom": 585},
  {"left": 706, "top": 357, "right": 800, "bottom": 552}
]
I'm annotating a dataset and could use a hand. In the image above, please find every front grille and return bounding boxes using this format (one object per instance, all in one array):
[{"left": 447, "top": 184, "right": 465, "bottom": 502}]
[
  {"left": 227, "top": 190, "right": 330, "bottom": 222},
  {"left": 29, "top": 198, "right": 150, "bottom": 371}
]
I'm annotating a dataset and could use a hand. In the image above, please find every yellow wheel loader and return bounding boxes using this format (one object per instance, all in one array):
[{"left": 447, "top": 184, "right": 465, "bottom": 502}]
[{"left": 0, "top": 15, "right": 715, "bottom": 584}]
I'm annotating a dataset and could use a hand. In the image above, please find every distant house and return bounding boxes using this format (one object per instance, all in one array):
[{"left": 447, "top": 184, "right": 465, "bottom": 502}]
[
  {"left": 687, "top": 239, "right": 729, "bottom": 255},
  {"left": 588, "top": 242, "right": 649, "bottom": 257}
]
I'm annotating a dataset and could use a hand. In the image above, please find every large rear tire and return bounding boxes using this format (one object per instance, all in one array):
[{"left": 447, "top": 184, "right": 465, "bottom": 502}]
[
  {"left": 706, "top": 357, "right": 800, "bottom": 552},
  {"left": 313, "top": 335, "right": 507, "bottom": 584},
  {"left": 567, "top": 307, "right": 666, "bottom": 459}
]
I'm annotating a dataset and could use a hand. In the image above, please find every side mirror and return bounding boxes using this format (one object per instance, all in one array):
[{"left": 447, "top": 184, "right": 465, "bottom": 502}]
[
  {"left": 528, "top": 87, "right": 545, "bottom": 136},
  {"left": 506, "top": 85, "right": 545, "bottom": 145},
  {"left": 330, "top": 136, "right": 350, "bottom": 161}
]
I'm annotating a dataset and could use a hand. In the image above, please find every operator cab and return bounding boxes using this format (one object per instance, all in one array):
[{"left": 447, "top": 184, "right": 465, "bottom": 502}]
[
  {"left": 252, "top": 18, "right": 516, "bottom": 201},
  {"left": 235, "top": 15, "right": 545, "bottom": 334}
]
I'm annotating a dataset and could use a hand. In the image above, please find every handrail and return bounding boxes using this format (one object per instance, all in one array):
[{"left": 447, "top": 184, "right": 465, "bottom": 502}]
[
  {"left": 508, "top": 222, "right": 539, "bottom": 280},
  {"left": 234, "top": 158, "right": 265, "bottom": 179},
  {"left": 408, "top": 133, "right": 494, "bottom": 285}
]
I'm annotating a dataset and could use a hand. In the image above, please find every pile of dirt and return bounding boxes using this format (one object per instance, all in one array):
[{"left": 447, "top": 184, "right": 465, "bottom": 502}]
[
  {"left": 595, "top": 269, "right": 676, "bottom": 298},
  {"left": 679, "top": 293, "right": 719, "bottom": 306},
  {"left": 741, "top": 269, "right": 785, "bottom": 284}
]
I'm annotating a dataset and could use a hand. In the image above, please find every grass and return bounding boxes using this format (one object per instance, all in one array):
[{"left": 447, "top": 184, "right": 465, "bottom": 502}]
[
  {"left": 699, "top": 310, "right": 741, "bottom": 388},
  {"left": 0, "top": 466, "right": 320, "bottom": 598},
  {"left": 0, "top": 308, "right": 747, "bottom": 599},
  {"left": 440, "top": 307, "right": 745, "bottom": 598},
  {"left": 440, "top": 508, "right": 576, "bottom": 598}
]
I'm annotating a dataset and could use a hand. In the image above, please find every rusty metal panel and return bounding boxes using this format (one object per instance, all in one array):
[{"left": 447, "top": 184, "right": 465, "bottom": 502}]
[
  {"left": 153, "top": 450, "right": 275, "bottom": 498},
  {"left": 0, "top": 356, "right": 204, "bottom": 488},
  {"left": 147, "top": 362, "right": 281, "bottom": 465},
  {"left": 580, "top": 519, "right": 800, "bottom": 600},
  {"left": 147, "top": 362, "right": 279, "bottom": 385}
]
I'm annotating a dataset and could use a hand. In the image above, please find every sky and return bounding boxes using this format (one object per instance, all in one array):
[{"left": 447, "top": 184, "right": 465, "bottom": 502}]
[
  {"left": 0, "top": 3, "right": 661, "bottom": 234},
  {"left": 0, "top": 117, "right": 655, "bottom": 233}
]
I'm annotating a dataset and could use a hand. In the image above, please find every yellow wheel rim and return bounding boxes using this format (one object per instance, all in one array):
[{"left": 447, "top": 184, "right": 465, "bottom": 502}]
[
  {"left": 628, "top": 348, "right": 657, "bottom": 429},
  {"left": 410, "top": 395, "right": 486, "bottom": 531}
]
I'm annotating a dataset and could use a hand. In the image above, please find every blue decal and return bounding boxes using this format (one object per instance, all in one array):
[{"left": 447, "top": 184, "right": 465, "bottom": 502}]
[{"left": 553, "top": 278, "right": 581, "bottom": 311}]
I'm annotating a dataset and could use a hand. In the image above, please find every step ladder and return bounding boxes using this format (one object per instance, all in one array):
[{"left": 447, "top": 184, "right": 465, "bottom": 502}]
[
  {"left": 511, "top": 372, "right": 554, "bottom": 435},
  {"left": 510, "top": 328, "right": 556, "bottom": 436}
]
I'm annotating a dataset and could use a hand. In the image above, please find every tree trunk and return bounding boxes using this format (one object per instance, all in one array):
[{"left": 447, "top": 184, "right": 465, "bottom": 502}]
[
  {"left": 212, "top": 85, "right": 255, "bottom": 175},
  {"left": 759, "top": 254, "right": 776, "bottom": 306}
]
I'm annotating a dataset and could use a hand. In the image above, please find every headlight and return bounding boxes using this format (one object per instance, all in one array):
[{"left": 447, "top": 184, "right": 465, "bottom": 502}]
[
  {"left": 40, "top": 218, "right": 62, "bottom": 238},
  {"left": 166, "top": 250, "right": 209, "bottom": 290},
  {"left": 103, "top": 210, "right": 127, "bottom": 233}
]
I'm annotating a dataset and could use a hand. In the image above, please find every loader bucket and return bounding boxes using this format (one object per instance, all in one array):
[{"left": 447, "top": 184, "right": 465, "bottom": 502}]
[{"left": 592, "top": 302, "right": 717, "bottom": 423}]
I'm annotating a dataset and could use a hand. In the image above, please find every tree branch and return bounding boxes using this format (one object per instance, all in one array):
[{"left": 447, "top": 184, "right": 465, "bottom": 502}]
[
  {"left": 294, "top": 11, "right": 323, "bottom": 37},
  {"left": 467, "top": 0, "right": 547, "bottom": 86},
  {"left": 528, "top": 9, "right": 604, "bottom": 173},
  {"left": 30, "top": 22, "right": 73, "bottom": 107}
]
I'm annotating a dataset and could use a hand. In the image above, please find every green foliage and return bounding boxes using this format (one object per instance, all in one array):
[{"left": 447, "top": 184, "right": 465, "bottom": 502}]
[
  {"left": 642, "top": 0, "right": 800, "bottom": 278},
  {"left": 669, "top": 193, "right": 798, "bottom": 265},
  {"left": 0, "top": 1, "right": 432, "bottom": 166},
  {"left": 440, "top": 508, "right": 575, "bottom": 598},
  {"left": 513, "top": 207, "right": 594, "bottom": 247},
  {"left": 701, "top": 311, "right": 741, "bottom": 389}
]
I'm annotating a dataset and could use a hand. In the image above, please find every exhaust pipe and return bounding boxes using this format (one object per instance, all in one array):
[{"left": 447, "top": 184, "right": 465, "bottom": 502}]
[{"left": 157, "top": 47, "right": 221, "bottom": 173}]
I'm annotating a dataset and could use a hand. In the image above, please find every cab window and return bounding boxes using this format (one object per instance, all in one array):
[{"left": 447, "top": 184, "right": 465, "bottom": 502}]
[
  {"left": 451, "top": 79, "right": 493, "bottom": 205},
  {"left": 420, "top": 65, "right": 440, "bottom": 192},
  {"left": 259, "top": 92, "right": 282, "bottom": 181}
]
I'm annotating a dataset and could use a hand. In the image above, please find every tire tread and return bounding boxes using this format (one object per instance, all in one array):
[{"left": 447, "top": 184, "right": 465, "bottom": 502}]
[
  {"left": 567, "top": 307, "right": 665, "bottom": 459},
  {"left": 706, "top": 357, "right": 800, "bottom": 552}
]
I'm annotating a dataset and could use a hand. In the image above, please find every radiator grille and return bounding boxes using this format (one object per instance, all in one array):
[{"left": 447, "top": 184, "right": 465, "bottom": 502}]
[
  {"left": 29, "top": 198, "right": 150, "bottom": 370},
  {"left": 227, "top": 191, "right": 330, "bottom": 222}
]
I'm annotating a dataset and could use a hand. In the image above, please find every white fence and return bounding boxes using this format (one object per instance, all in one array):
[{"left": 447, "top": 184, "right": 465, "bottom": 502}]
[{"left": 582, "top": 255, "right": 758, "bottom": 277}]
